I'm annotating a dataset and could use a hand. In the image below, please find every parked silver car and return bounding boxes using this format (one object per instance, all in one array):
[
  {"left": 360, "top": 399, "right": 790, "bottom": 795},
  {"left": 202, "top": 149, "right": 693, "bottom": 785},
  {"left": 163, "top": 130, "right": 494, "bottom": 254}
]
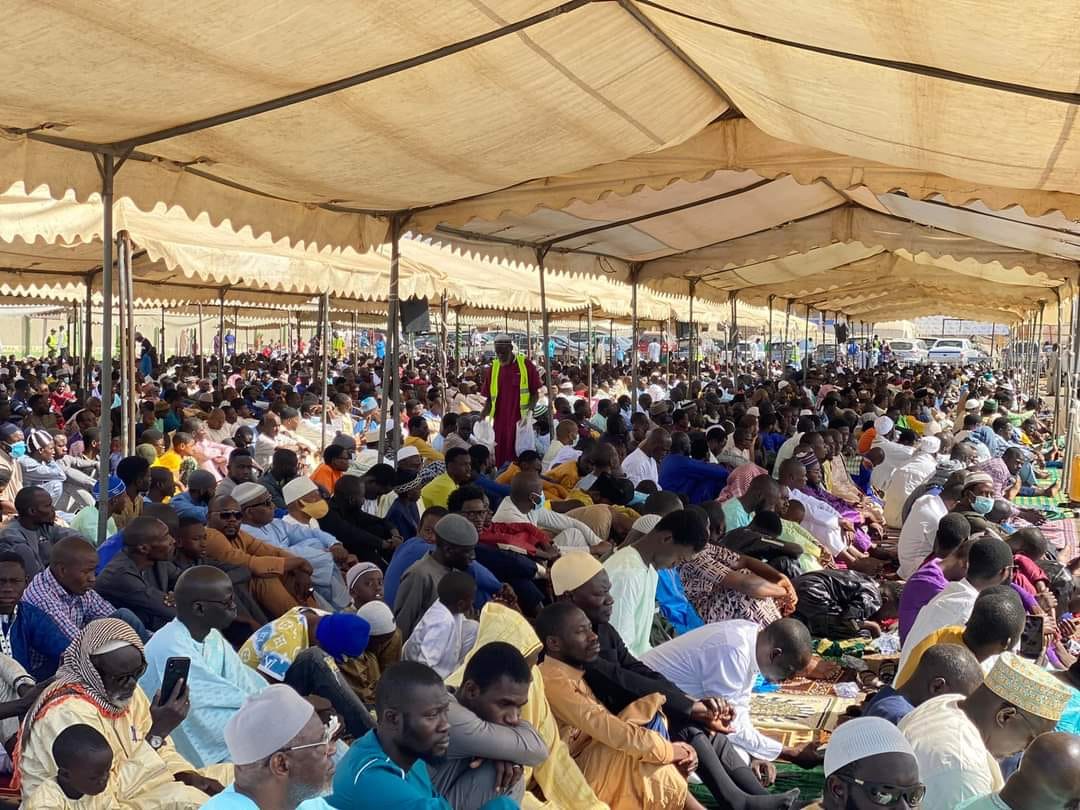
[{"left": 888, "top": 339, "right": 930, "bottom": 364}]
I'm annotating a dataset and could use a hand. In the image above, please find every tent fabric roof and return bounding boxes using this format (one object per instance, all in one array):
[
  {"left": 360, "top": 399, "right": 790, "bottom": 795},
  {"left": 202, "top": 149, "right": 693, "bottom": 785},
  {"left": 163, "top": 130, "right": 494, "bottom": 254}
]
[
  {"left": 420, "top": 150, "right": 1078, "bottom": 324},
  {"left": 0, "top": 3, "right": 1075, "bottom": 261},
  {"left": 0, "top": 183, "right": 688, "bottom": 317},
  {"left": 0, "top": 1, "right": 724, "bottom": 249}
]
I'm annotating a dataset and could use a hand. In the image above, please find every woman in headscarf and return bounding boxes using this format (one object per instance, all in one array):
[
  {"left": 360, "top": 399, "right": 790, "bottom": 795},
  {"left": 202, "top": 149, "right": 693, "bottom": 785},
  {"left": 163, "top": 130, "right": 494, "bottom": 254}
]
[
  {"left": 16, "top": 618, "right": 232, "bottom": 806},
  {"left": 447, "top": 602, "right": 608, "bottom": 810}
]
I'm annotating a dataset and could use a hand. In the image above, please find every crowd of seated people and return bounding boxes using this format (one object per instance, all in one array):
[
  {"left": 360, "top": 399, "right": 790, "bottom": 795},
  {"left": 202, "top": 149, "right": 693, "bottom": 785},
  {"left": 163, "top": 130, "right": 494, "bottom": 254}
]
[{"left": 0, "top": 337, "right": 1073, "bottom": 809}]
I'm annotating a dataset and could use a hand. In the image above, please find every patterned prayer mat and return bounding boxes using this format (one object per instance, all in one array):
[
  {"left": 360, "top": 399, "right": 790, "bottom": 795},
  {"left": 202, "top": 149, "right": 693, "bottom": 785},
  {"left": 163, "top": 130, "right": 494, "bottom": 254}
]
[{"left": 751, "top": 692, "right": 857, "bottom": 739}]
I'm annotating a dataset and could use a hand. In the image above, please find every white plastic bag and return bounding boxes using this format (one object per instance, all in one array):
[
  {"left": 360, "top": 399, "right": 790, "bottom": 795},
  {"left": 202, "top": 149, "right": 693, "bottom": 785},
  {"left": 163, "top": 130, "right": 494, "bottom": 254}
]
[
  {"left": 515, "top": 418, "right": 536, "bottom": 455},
  {"left": 471, "top": 418, "right": 496, "bottom": 453}
]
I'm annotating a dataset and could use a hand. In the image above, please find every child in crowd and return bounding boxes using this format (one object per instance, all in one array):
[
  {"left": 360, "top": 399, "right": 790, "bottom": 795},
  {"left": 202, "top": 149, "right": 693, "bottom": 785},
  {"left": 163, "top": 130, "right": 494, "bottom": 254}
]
[{"left": 402, "top": 570, "right": 477, "bottom": 678}]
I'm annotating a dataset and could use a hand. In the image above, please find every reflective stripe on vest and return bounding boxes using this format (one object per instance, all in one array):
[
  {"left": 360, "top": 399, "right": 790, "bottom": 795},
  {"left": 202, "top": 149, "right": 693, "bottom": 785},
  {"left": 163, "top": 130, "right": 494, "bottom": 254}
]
[{"left": 490, "top": 354, "right": 530, "bottom": 419}]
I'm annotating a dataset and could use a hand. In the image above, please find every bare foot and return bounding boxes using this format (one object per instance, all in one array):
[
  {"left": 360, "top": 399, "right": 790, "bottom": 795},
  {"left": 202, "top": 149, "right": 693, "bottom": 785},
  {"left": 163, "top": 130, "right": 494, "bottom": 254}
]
[{"left": 803, "top": 655, "right": 841, "bottom": 680}]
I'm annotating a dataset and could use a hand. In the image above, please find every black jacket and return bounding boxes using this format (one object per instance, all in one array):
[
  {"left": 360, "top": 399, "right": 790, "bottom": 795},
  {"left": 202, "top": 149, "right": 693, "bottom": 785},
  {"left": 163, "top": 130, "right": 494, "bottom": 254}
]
[
  {"left": 320, "top": 500, "right": 394, "bottom": 564},
  {"left": 584, "top": 620, "right": 695, "bottom": 725},
  {"left": 792, "top": 569, "right": 881, "bottom": 639}
]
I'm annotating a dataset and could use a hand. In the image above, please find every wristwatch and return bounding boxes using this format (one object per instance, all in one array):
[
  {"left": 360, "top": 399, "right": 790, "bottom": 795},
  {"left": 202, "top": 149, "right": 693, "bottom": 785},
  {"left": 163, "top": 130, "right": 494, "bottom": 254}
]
[{"left": 147, "top": 734, "right": 165, "bottom": 751}]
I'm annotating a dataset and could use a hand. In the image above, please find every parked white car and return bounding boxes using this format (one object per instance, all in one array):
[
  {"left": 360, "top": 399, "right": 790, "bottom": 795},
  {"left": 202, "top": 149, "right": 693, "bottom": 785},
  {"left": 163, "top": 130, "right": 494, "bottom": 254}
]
[
  {"left": 888, "top": 339, "right": 930, "bottom": 365},
  {"left": 927, "top": 338, "right": 979, "bottom": 364}
]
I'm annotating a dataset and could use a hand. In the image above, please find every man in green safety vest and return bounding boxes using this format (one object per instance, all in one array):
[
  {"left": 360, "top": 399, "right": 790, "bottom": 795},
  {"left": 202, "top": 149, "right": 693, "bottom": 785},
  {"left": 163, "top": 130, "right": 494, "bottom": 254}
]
[{"left": 481, "top": 334, "right": 540, "bottom": 467}]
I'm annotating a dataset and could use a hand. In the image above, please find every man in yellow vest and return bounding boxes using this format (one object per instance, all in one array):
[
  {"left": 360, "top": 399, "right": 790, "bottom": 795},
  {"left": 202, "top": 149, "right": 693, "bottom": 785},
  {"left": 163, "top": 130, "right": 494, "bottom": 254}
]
[{"left": 481, "top": 334, "right": 541, "bottom": 467}]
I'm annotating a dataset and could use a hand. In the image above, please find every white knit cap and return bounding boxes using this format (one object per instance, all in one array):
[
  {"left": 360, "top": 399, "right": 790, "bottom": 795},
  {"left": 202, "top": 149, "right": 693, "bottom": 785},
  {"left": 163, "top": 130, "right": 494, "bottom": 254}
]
[
  {"left": 916, "top": 436, "right": 941, "bottom": 455},
  {"left": 346, "top": 561, "right": 380, "bottom": 591},
  {"left": 632, "top": 514, "right": 662, "bottom": 534},
  {"left": 873, "top": 416, "right": 894, "bottom": 436},
  {"left": 231, "top": 482, "right": 270, "bottom": 507},
  {"left": 396, "top": 446, "right": 420, "bottom": 461},
  {"left": 225, "top": 684, "right": 315, "bottom": 765},
  {"left": 823, "top": 716, "right": 916, "bottom": 776},
  {"left": 356, "top": 600, "right": 396, "bottom": 635},
  {"left": 281, "top": 476, "right": 318, "bottom": 506}
]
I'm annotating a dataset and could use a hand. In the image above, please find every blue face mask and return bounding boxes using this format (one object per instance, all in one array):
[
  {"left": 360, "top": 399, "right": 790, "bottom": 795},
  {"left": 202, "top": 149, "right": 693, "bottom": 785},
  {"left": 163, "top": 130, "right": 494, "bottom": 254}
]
[
  {"left": 972, "top": 495, "right": 994, "bottom": 515},
  {"left": 8, "top": 441, "right": 25, "bottom": 459},
  {"left": 530, "top": 492, "right": 546, "bottom": 514}
]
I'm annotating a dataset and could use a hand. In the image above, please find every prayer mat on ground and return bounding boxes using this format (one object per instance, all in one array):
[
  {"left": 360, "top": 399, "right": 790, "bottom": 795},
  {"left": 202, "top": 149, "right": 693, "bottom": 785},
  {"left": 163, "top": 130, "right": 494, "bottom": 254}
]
[
  {"left": 1013, "top": 467, "right": 1066, "bottom": 511},
  {"left": 773, "top": 674, "right": 849, "bottom": 697},
  {"left": 750, "top": 692, "right": 858, "bottom": 740}
]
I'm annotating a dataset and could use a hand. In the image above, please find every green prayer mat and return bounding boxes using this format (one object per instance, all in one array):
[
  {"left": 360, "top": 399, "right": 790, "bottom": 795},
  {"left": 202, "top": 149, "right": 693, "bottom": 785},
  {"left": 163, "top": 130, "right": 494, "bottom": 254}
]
[
  {"left": 1013, "top": 466, "right": 1068, "bottom": 511},
  {"left": 691, "top": 763, "right": 825, "bottom": 808}
]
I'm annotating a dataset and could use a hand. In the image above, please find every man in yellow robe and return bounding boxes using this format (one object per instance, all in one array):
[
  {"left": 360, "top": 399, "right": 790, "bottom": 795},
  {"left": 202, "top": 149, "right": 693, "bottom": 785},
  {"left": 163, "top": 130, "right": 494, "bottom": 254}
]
[
  {"left": 536, "top": 602, "right": 703, "bottom": 810},
  {"left": 17, "top": 617, "right": 232, "bottom": 808},
  {"left": 448, "top": 602, "right": 608, "bottom": 810}
]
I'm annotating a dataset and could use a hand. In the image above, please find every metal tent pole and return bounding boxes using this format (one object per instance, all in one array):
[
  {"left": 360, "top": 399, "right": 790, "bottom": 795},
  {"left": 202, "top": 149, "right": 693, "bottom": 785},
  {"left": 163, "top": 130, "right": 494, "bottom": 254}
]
[
  {"left": 730, "top": 291, "right": 738, "bottom": 372},
  {"left": 95, "top": 155, "right": 115, "bottom": 546},
  {"left": 378, "top": 215, "right": 405, "bottom": 458},
  {"left": 525, "top": 310, "right": 533, "bottom": 363},
  {"left": 117, "top": 232, "right": 130, "bottom": 456},
  {"left": 1062, "top": 281, "right": 1080, "bottom": 496},
  {"left": 1036, "top": 303, "right": 1046, "bottom": 399},
  {"left": 454, "top": 306, "right": 462, "bottom": 372},
  {"left": 352, "top": 310, "right": 359, "bottom": 375},
  {"left": 160, "top": 307, "right": 166, "bottom": 366},
  {"left": 608, "top": 317, "right": 614, "bottom": 368},
  {"left": 320, "top": 292, "right": 330, "bottom": 450},
  {"left": 1055, "top": 290, "right": 1064, "bottom": 430},
  {"left": 217, "top": 294, "right": 226, "bottom": 383},
  {"left": 688, "top": 281, "right": 696, "bottom": 379},
  {"left": 767, "top": 294, "right": 775, "bottom": 370},
  {"left": 803, "top": 304, "right": 811, "bottom": 386},
  {"left": 83, "top": 274, "right": 94, "bottom": 391},
  {"left": 440, "top": 297, "right": 449, "bottom": 382},
  {"left": 629, "top": 264, "right": 641, "bottom": 409},
  {"left": 586, "top": 305, "right": 593, "bottom": 400},
  {"left": 197, "top": 302, "right": 205, "bottom": 378},
  {"left": 121, "top": 234, "right": 135, "bottom": 454},
  {"left": 124, "top": 233, "right": 136, "bottom": 454},
  {"left": 537, "top": 247, "right": 555, "bottom": 435}
]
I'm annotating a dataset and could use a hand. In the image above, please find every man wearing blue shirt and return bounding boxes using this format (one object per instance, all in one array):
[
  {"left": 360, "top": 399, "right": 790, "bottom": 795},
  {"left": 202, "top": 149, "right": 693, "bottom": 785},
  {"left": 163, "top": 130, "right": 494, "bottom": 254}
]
[
  {"left": 329, "top": 660, "right": 515, "bottom": 810},
  {"left": 658, "top": 432, "right": 729, "bottom": 504}
]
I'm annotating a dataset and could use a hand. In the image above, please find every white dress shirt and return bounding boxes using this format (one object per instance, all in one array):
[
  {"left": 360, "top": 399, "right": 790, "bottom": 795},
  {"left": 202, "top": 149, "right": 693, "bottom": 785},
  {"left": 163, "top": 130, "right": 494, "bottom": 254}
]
[
  {"left": 642, "top": 621, "right": 783, "bottom": 762},
  {"left": 621, "top": 447, "right": 660, "bottom": 488},
  {"left": 205, "top": 423, "right": 237, "bottom": 444},
  {"left": 870, "top": 437, "right": 914, "bottom": 491},
  {"left": 788, "top": 489, "right": 845, "bottom": 555},
  {"left": 897, "top": 493, "right": 948, "bottom": 579},
  {"left": 491, "top": 499, "right": 601, "bottom": 549},
  {"left": 402, "top": 600, "right": 479, "bottom": 679},
  {"left": 899, "top": 694, "right": 1003, "bottom": 810},
  {"left": 883, "top": 453, "right": 938, "bottom": 529},
  {"left": 771, "top": 432, "right": 804, "bottom": 477},
  {"left": 897, "top": 579, "right": 978, "bottom": 674},
  {"left": 253, "top": 432, "right": 279, "bottom": 470}
]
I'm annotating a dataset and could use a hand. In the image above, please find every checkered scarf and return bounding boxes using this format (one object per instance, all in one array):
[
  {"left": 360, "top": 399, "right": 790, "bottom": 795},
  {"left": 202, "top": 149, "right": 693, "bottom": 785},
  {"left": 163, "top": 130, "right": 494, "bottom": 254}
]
[{"left": 18, "top": 618, "right": 144, "bottom": 750}]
